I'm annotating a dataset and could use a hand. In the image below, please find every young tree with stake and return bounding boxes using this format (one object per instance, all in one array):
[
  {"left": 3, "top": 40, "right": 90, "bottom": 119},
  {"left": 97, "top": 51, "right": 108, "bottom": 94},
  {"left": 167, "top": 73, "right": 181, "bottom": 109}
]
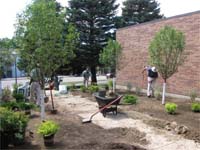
[{"left": 149, "top": 26, "right": 185, "bottom": 104}]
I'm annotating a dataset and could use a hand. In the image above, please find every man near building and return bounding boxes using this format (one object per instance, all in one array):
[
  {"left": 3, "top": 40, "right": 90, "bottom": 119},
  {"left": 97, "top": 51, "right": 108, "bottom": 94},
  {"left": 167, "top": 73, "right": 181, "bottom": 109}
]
[{"left": 142, "top": 66, "right": 158, "bottom": 98}]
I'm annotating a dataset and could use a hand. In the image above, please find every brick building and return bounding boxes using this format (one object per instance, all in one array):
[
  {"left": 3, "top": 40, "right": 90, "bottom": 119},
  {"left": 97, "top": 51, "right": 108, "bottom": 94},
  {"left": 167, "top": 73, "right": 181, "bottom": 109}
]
[{"left": 116, "top": 11, "right": 200, "bottom": 97}]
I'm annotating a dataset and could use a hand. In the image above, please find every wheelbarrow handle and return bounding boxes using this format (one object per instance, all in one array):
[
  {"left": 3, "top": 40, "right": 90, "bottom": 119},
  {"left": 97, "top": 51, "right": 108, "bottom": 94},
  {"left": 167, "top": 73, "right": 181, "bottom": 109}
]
[{"left": 89, "top": 95, "right": 123, "bottom": 120}]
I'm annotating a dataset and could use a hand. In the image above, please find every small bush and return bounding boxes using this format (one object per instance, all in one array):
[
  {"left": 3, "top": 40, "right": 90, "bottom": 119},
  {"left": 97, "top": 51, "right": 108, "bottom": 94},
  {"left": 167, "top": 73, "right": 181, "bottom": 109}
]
[
  {"left": 88, "top": 85, "right": 99, "bottom": 93},
  {"left": 69, "top": 83, "right": 76, "bottom": 91},
  {"left": 13, "top": 93, "right": 24, "bottom": 102},
  {"left": 123, "top": 94, "right": 138, "bottom": 104},
  {"left": 108, "top": 80, "right": 113, "bottom": 90},
  {"left": 37, "top": 120, "right": 59, "bottom": 137},
  {"left": 165, "top": 103, "right": 177, "bottom": 114},
  {"left": 80, "top": 86, "right": 88, "bottom": 92},
  {"left": 191, "top": 102, "right": 200, "bottom": 112},
  {"left": 1, "top": 87, "right": 12, "bottom": 102}
]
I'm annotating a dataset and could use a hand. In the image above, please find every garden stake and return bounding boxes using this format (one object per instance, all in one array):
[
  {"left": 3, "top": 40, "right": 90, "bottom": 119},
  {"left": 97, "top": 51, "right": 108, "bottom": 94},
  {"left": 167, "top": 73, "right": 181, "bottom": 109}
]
[{"left": 82, "top": 95, "right": 123, "bottom": 123}]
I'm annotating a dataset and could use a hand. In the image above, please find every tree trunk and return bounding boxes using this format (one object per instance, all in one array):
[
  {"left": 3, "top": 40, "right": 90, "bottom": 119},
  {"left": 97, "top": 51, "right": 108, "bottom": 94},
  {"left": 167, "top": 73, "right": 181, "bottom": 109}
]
[
  {"left": 162, "top": 80, "right": 167, "bottom": 105},
  {"left": 91, "top": 66, "right": 97, "bottom": 84}
]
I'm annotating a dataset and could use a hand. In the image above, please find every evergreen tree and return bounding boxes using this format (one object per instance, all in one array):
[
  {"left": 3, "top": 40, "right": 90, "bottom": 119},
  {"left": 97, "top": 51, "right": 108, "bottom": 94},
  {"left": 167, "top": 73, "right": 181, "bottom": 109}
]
[
  {"left": 122, "top": 0, "right": 163, "bottom": 26},
  {"left": 68, "top": 0, "right": 119, "bottom": 83}
]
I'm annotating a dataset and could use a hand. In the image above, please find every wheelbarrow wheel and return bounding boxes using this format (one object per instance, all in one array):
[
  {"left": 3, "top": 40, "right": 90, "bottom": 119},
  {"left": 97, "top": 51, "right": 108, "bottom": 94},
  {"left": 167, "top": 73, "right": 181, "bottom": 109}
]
[{"left": 102, "top": 110, "right": 107, "bottom": 117}]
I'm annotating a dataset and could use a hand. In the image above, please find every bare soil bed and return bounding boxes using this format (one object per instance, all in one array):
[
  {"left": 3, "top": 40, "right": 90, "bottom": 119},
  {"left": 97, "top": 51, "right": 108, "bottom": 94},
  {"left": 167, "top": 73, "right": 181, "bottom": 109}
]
[{"left": 13, "top": 89, "right": 199, "bottom": 150}]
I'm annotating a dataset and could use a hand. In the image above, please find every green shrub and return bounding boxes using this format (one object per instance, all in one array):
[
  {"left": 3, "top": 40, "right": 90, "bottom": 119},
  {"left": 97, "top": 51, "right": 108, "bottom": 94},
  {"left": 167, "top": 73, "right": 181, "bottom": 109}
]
[
  {"left": 108, "top": 80, "right": 113, "bottom": 90},
  {"left": 1, "top": 101, "right": 19, "bottom": 110},
  {"left": 191, "top": 102, "right": 200, "bottom": 112},
  {"left": 165, "top": 103, "right": 177, "bottom": 114},
  {"left": 1, "top": 87, "right": 12, "bottom": 102},
  {"left": 37, "top": 120, "right": 59, "bottom": 137},
  {"left": 1, "top": 101, "right": 36, "bottom": 111},
  {"left": 13, "top": 93, "right": 24, "bottom": 102},
  {"left": 69, "top": 83, "right": 76, "bottom": 91},
  {"left": 80, "top": 86, "right": 88, "bottom": 92},
  {"left": 0, "top": 107, "right": 29, "bottom": 145},
  {"left": 18, "top": 102, "right": 37, "bottom": 110},
  {"left": 88, "top": 85, "right": 99, "bottom": 93},
  {"left": 123, "top": 94, "right": 138, "bottom": 104}
]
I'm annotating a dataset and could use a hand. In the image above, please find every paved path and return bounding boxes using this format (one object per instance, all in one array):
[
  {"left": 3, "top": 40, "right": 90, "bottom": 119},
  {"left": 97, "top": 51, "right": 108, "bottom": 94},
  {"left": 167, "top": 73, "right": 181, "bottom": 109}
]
[{"left": 54, "top": 94, "right": 200, "bottom": 150}]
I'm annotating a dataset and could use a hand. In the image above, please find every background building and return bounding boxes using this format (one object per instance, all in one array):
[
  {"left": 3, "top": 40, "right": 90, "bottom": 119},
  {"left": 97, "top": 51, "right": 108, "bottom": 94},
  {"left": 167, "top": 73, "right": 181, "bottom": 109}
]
[{"left": 116, "top": 11, "right": 200, "bottom": 96}]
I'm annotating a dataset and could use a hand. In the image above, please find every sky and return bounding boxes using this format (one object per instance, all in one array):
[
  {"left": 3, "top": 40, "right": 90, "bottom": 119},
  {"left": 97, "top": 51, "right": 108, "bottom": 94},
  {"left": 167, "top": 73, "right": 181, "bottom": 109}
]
[{"left": 0, "top": 0, "right": 200, "bottom": 39}]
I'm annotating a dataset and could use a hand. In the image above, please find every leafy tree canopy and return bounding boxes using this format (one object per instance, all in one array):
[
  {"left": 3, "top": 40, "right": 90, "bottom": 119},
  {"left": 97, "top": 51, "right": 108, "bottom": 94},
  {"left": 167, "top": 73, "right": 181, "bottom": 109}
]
[
  {"left": 15, "top": 0, "right": 78, "bottom": 87},
  {"left": 0, "top": 38, "right": 16, "bottom": 79},
  {"left": 149, "top": 26, "right": 185, "bottom": 81},
  {"left": 99, "top": 39, "right": 121, "bottom": 73}
]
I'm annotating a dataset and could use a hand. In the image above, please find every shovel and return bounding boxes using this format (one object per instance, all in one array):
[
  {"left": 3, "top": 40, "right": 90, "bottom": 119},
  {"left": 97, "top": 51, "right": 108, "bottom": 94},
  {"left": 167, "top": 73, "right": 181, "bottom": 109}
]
[{"left": 82, "top": 95, "right": 123, "bottom": 123}]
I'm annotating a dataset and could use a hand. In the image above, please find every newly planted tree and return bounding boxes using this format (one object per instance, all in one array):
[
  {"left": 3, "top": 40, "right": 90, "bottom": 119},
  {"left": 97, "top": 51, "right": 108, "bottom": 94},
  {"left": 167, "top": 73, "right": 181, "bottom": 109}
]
[
  {"left": 15, "top": 0, "right": 78, "bottom": 88},
  {"left": 149, "top": 26, "right": 185, "bottom": 104},
  {"left": 99, "top": 39, "right": 121, "bottom": 92},
  {"left": 99, "top": 39, "right": 122, "bottom": 73}
]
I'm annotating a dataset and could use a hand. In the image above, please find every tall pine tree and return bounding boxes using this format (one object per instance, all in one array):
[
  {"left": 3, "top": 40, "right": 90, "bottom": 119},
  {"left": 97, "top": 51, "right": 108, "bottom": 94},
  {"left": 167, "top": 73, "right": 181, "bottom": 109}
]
[
  {"left": 122, "top": 0, "right": 163, "bottom": 26},
  {"left": 68, "top": 0, "right": 119, "bottom": 83}
]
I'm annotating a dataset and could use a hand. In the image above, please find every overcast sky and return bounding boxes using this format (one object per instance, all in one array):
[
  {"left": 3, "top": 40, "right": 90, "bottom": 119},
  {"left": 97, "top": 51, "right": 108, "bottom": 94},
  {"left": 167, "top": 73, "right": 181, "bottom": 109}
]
[{"left": 0, "top": 0, "right": 199, "bottom": 39}]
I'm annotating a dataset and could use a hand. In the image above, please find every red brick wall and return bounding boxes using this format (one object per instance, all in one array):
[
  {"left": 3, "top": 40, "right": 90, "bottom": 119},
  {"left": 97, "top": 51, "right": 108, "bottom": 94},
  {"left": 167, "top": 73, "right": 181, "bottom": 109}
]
[{"left": 116, "top": 11, "right": 200, "bottom": 96}]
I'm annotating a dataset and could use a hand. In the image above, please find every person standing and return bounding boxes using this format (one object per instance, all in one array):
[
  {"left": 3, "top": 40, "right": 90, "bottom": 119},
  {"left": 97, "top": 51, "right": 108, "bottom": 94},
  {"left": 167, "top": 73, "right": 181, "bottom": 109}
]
[
  {"left": 142, "top": 66, "right": 158, "bottom": 98},
  {"left": 82, "top": 68, "right": 91, "bottom": 87},
  {"left": 29, "top": 65, "right": 42, "bottom": 106}
]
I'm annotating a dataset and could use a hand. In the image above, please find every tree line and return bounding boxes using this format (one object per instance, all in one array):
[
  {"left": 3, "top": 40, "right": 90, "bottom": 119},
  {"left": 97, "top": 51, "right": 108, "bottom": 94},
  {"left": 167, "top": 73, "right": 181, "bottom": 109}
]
[{"left": 1, "top": 0, "right": 163, "bottom": 84}]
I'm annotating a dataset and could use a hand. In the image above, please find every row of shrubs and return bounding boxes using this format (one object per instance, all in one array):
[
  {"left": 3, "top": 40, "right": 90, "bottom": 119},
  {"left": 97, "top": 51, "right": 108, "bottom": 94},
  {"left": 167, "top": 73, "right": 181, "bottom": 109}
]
[{"left": 165, "top": 102, "right": 200, "bottom": 114}]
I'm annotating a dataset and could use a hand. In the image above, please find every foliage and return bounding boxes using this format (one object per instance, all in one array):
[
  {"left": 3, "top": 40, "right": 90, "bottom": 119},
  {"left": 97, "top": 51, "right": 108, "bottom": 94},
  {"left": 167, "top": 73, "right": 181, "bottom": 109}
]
[
  {"left": 88, "top": 85, "right": 99, "bottom": 93},
  {"left": 149, "top": 26, "right": 185, "bottom": 81},
  {"left": 18, "top": 102, "right": 37, "bottom": 110},
  {"left": 123, "top": 94, "right": 138, "bottom": 104},
  {"left": 13, "top": 93, "right": 24, "bottom": 102},
  {"left": 99, "top": 39, "right": 122, "bottom": 73},
  {"left": 1, "top": 87, "right": 12, "bottom": 102},
  {"left": 191, "top": 102, "right": 200, "bottom": 112},
  {"left": 69, "top": 83, "right": 76, "bottom": 91},
  {"left": 15, "top": 0, "right": 78, "bottom": 88},
  {"left": 0, "top": 38, "right": 15, "bottom": 79},
  {"left": 0, "top": 107, "right": 29, "bottom": 145},
  {"left": 165, "top": 103, "right": 177, "bottom": 114},
  {"left": 149, "top": 26, "right": 185, "bottom": 104},
  {"left": 126, "top": 82, "right": 132, "bottom": 93},
  {"left": 68, "top": 0, "right": 119, "bottom": 83},
  {"left": 37, "top": 120, "right": 59, "bottom": 137},
  {"left": 189, "top": 90, "right": 197, "bottom": 102},
  {"left": 80, "top": 86, "right": 88, "bottom": 93},
  {"left": 122, "top": 0, "right": 163, "bottom": 26},
  {"left": 1, "top": 101, "right": 19, "bottom": 110},
  {"left": 1, "top": 101, "right": 36, "bottom": 111},
  {"left": 108, "top": 80, "right": 113, "bottom": 90}
]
